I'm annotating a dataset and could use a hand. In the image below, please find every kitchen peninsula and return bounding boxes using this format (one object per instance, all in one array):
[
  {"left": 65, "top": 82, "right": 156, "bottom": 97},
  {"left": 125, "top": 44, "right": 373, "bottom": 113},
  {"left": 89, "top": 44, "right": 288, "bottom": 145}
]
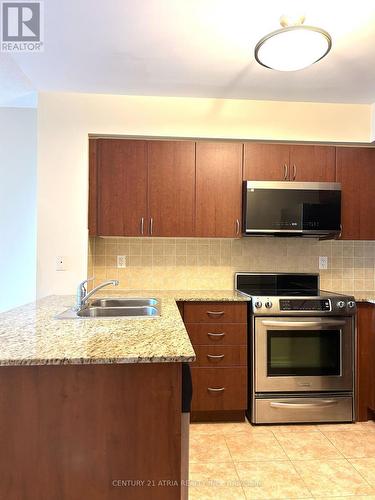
[{"left": 0, "top": 290, "right": 248, "bottom": 500}]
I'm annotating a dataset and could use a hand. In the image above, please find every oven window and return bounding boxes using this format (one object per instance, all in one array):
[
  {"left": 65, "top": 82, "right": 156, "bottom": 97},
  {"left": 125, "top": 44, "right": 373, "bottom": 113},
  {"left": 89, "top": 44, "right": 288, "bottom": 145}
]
[{"left": 267, "top": 330, "right": 341, "bottom": 376}]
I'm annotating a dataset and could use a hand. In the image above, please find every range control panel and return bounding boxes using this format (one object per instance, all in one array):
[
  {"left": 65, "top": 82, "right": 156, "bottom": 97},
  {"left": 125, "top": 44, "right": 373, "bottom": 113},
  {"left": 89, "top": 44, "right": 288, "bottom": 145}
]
[
  {"left": 251, "top": 296, "right": 357, "bottom": 316},
  {"left": 279, "top": 299, "right": 331, "bottom": 312}
]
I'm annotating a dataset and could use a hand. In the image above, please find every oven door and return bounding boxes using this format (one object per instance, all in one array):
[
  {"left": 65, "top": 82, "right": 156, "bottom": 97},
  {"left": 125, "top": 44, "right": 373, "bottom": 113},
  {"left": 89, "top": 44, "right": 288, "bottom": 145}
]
[{"left": 254, "top": 316, "right": 353, "bottom": 393}]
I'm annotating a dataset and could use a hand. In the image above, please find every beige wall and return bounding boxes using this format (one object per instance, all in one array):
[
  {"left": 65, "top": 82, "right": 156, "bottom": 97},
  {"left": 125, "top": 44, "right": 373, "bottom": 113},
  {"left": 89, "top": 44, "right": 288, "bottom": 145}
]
[
  {"left": 38, "top": 92, "right": 374, "bottom": 297},
  {"left": 89, "top": 237, "right": 375, "bottom": 294}
]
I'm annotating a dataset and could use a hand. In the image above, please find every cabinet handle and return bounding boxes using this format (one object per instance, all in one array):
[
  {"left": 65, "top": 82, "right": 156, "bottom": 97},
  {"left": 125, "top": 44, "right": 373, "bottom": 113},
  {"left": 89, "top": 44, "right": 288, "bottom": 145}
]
[
  {"left": 236, "top": 219, "right": 240, "bottom": 235},
  {"left": 207, "top": 354, "right": 225, "bottom": 360},
  {"left": 206, "top": 311, "right": 224, "bottom": 317},
  {"left": 283, "top": 163, "right": 288, "bottom": 180},
  {"left": 140, "top": 217, "right": 144, "bottom": 235},
  {"left": 292, "top": 164, "right": 296, "bottom": 180},
  {"left": 207, "top": 332, "right": 225, "bottom": 338},
  {"left": 207, "top": 387, "right": 225, "bottom": 392},
  {"left": 149, "top": 217, "right": 153, "bottom": 236}
]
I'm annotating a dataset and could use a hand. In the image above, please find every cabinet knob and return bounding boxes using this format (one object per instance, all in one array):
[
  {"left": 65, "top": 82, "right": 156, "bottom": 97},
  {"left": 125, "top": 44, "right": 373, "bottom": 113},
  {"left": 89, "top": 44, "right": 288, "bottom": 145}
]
[
  {"left": 140, "top": 217, "right": 144, "bottom": 235},
  {"left": 149, "top": 217, "right": 153, "bottom": 236}
]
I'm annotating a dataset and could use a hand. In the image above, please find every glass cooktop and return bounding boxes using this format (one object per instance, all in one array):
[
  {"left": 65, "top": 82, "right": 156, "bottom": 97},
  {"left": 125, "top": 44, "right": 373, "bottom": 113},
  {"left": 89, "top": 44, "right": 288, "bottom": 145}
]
[{"left": 235, "top": 273, "right": 321, "bottom": 297}]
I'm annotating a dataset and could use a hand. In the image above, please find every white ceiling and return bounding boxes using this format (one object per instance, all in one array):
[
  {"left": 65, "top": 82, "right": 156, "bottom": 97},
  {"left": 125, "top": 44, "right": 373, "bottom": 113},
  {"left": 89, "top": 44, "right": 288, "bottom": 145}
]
[{"left": 4, "top": 0, "right": 375, "bottom": 106}]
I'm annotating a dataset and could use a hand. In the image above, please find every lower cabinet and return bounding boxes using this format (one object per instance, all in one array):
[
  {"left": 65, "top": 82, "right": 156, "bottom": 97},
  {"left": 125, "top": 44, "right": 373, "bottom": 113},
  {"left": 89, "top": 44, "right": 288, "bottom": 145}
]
[
  {"left": 180, "top": 301, "right": 248, "bottom": 422},
  {"left": 356, "top": 302, "right": 375, "bottom": 421},
  {"left": 191, "top": 367, "right": 247, "bottom": 413}
]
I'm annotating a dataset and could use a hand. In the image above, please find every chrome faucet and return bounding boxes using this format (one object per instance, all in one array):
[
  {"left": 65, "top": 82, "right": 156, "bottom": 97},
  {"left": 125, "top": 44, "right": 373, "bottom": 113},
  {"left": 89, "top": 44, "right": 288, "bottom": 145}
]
[{"left": 75, "top": 278, "right": 119, "bottom": 311}]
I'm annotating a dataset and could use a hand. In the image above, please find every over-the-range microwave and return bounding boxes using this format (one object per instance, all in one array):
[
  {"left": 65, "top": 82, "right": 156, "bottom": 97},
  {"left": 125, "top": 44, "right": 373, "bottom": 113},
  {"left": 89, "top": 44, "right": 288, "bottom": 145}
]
[{"left": 243, "top": 181, "right": 341, "bottom": 238}]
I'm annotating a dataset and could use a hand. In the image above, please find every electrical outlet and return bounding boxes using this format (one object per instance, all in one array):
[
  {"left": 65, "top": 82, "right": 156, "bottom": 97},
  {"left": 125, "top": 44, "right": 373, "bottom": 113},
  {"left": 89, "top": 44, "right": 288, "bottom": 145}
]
[
  {"left": 56, "top": 256, "right": 66, "bottom": 271},
  {"left": 319, "top": 256, "right": 328, "bottom": 270},
  {"left": 117, "top": 255, "right": 127, "bottom": 268}
]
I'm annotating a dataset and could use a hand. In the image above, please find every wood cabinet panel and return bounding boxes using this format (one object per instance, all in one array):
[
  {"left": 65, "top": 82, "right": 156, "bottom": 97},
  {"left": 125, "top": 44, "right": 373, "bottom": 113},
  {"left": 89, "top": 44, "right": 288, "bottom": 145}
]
[
  {"left": 243, "top": 143, "right": 290, "bottom": 180},
  {"left": 290, "top": 145, "right": 336, "bottom": 181},
  {"left": 192, "top": 346, "right": 247, "bottom": 367},
  {"left": 97, "top": 139, "right": 148, "bottom": 236},
  {"left": 191, "top": 367, "right": 247, "bottom": 411},
  {"left": 88, "top": 139, "right": 98, "bottom": 236},
  {"left": 195, "top": 142, "right": 243, "bottom": 237},
  {"left": 336, "top": 147, "right": 375, "bottom": 240},
  {"left": 186, "top": 323, "right": 247, "bottom": 346},
  {"left": 356, "top": 303, "right": 375, "bottom": 421},
  {"left": 0, "top": 364, "right": 182, "bottom": 500},
  {"left": 184, "top": 302, "right": 247, "bottom": 324},
  {"left": 243, "top": 143, "right": 336, "bottom": 182},
  {"left": 148, "top": 141, "right": 195, "bottom": 237}
]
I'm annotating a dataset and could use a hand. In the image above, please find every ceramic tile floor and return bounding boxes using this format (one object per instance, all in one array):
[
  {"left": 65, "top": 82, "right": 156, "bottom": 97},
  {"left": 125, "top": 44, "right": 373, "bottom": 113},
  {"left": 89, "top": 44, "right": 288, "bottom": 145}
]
[{"left": 189, "top": 420, "right": 375, "bottom": 499}]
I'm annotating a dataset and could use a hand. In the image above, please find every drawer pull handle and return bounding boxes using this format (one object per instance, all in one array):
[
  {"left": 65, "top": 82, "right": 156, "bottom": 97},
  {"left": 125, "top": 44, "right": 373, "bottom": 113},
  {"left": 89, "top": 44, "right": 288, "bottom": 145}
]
[
  {"left": 207, "top": 354, "right": 225, "bottom": 360},
  {"left": 207, "top": 387, "right": 225, "bottom": 392},
  {"left": 206, "top": 311, "right": 225, "bottom": 316},
  {"left": 207, "top": 332, "right": 225, "bottom": 338}
]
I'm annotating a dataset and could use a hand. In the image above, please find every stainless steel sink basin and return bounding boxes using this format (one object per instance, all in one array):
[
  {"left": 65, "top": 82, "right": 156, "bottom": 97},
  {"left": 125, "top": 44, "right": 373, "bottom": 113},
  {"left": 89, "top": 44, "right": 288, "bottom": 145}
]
[
  {"left": 90, "top": 298, "right": 158, "bottom": 308},
  {"left": 55, "top": 298, "right": 161, "bottom": 320},
  {"left": 77, "top": 306, "right": 159, "bottom": 318}
]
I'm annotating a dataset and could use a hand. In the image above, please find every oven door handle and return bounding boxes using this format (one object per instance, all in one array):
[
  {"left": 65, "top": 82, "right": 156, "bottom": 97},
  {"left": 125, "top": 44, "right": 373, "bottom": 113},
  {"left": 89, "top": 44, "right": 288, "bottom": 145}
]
[
  {"left": 270, "top": 400, "right": 338, "bottom": 409},
  {"left": 261, "top": 320, "right": 346, "bottom": 328}
]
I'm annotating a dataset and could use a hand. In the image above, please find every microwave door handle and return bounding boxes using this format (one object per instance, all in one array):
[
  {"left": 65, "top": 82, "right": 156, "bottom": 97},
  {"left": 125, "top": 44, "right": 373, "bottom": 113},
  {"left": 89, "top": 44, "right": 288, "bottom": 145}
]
[
  {"left": 261, "top": 320, "right": 346, "bottom": 328},
  {"left": 270, "top": 400, "right": 338, "bottom": 409}
]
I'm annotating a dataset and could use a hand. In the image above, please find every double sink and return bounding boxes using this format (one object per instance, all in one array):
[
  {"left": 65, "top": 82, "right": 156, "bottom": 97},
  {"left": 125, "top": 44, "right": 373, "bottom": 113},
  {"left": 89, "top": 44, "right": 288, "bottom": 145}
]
[{"left": 56, "top": 298, "right": 160, "bottom": 320}]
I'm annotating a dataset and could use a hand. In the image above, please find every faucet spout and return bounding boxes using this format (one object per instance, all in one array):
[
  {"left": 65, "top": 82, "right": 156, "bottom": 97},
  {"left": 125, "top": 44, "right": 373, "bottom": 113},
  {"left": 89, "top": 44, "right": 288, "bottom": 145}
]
[{"left": 75, "top": 279, "right": 119, "bottom": 311}]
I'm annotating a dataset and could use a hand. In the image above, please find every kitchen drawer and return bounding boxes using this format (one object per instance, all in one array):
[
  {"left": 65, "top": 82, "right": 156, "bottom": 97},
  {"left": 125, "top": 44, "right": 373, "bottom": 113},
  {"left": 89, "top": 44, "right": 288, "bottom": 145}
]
[
  {"left": 192, "top": 346, "right": 247, "bottom": 367},
  {"left": 253, "top": 396, "right": 353, "bottom": 424},
  {"left": 186, "top": 323, "right": 247, "bottom": 346},
  {"left": 191, "top": 367, "right": 247, "bottom": 411},
  {"left": 184, "top": 302, "right": 247, "bottom": 324}
]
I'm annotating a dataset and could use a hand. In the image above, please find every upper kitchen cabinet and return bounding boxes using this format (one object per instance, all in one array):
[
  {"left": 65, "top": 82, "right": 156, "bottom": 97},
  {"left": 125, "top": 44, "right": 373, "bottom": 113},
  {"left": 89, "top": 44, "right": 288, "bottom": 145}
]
[
  {"left": 336, "top": 147, "right": 375, "bottom": 240},
  {"left": 92, "top": 139, "right": 148, "bottom": 237},
  {"left": 289, "top": 145, "right": 336, "bottom": 182},
  {"left": 195, "top": 142, "right": 243, "bottom": 237},
  {"left": 89, "top": 138, "right": 195, "bottom": 237},
  {"left": 243, "top": 143, "right": 336, "bottom": 182},
  {"left": 147, "top": 141, "right": 195, "bottom": 237},
  {"left": 243, "top": 143, "right": 290, "bottom": 181}
]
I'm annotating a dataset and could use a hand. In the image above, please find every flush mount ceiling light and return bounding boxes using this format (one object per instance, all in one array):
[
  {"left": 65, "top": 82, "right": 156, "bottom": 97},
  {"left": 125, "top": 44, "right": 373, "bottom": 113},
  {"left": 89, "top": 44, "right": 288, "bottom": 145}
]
[{"left": 254, "top": 15, "right": 332, "bottom": 71}]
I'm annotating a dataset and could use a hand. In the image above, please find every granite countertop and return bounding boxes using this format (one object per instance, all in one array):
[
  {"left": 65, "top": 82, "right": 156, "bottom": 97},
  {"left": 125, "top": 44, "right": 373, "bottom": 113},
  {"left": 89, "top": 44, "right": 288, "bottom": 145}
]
[
  {"left": 348, "top": 292, "right": 375, "bottom": 305},
  {"left": 337, "top": 291, "right": 375, "bottom": 305},
  {"left": 0, "top": 290, "right": 249, "bottom": 367}
]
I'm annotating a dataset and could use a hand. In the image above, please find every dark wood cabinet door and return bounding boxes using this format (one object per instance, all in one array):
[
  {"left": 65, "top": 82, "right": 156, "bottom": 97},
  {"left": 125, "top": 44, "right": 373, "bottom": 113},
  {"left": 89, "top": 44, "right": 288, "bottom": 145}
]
[
  {"left": 196, "top": 142, "right": 242, "bottom": 237},
  {"left": 356, "top": 303, "right": 375, "bottom": 420},
  {"left": 243, "top": 143, "right": 290, "bottom": 180},
  {"left": 97, "top": 139, "right": 148, "bottom": 236},
  {"left": 290, "top": 145, "right": 336, "bottom": 181},
  {"left": 88, "top": 139, "right": 98, "bottom": 236},
  {"left": 336, "top": 147, "right": 375, "bottom": 240},
  {"left": 148, "top": 141, "right": 195, "bottom": 237}
]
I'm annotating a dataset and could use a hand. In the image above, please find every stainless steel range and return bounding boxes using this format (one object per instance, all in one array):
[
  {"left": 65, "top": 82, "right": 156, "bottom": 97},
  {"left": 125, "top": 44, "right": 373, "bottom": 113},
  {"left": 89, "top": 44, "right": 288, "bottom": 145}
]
[{"left": 235, "top": 273, "right": 356, "bottom": 424}]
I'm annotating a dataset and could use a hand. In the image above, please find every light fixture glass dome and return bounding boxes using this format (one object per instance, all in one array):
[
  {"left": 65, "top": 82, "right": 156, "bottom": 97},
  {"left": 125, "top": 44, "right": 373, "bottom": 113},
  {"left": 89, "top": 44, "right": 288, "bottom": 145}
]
[{"left": 255, "top": 24, "right": 332, "bottom": 71}]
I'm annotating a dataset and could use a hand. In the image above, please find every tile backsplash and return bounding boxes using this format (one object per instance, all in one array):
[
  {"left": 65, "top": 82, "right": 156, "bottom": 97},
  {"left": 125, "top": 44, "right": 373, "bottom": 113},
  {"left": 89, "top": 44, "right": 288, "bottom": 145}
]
[{"left": 88, "top": 237, "right": 375, "bottom": 293}]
